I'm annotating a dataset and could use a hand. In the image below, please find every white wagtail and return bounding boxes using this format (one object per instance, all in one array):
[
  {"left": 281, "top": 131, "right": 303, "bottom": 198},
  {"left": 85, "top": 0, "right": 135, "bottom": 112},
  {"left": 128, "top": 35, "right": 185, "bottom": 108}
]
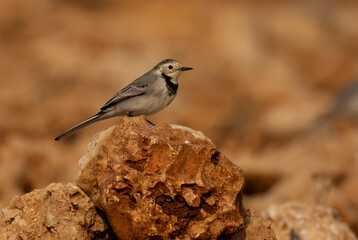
[{"left": 55, "top": 59, "right": 193, "bottom": 141}]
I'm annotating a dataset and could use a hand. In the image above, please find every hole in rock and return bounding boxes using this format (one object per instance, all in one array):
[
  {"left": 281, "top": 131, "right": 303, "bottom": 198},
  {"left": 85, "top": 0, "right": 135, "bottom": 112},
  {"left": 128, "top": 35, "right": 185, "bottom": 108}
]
[
  {"left": 150, "top": 182, "right": 170, "bottom": 196},
  {"left": 201, "top": 201, "right": 217, "bottom": 214},
  {"left": 201, "top": 191, "right": 212, "bottom": 198},
  {"left": 142, "top": 137, "right": 150, "bottom": 146},
  {"left": 155, "top": 195, "right": 200, "bottom": 219},
  {"left": 149, "top": 236, "right": 163, "bottom": 240},
  {"left": 170, "top": 230, "right": 181, "bottom": 239},
  {"left": 211, "top": 151, "right": 220, "bottom": 165},
  {"left": 124, "top": 159, "right": 147, "bottom": 172},
  {"left": 181, "top": 183, "right": 197, "bottom": 188},
  {"left": 114, "top": 187, "right": 136, "bottom": 209},
  {"left": 243, "top": 173, "right": 281, "bottom": 195},
  {"left": 71, "top": 202, "right": 79, "bottom": 210},
  {"left": 69, "top": 192, "right": 80, "bottom": 198},
  {"left": 170, "top": 219, "right": 190, "bottom": 239}
]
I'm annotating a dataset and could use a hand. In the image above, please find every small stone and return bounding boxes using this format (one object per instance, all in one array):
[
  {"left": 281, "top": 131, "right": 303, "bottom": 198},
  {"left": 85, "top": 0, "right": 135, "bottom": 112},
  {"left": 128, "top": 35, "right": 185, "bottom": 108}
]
[
  {"left": 206, "top": 196, "right": 216, "bottom": 206},
  {"left": 181, "top": 186, "right": 201, "bottom": 208},
  {"left": 0, "top": 183, "right": 112, "bottom": 240},
  {"left": 263, "top": 201, "right": 357, "bottom": 240}
]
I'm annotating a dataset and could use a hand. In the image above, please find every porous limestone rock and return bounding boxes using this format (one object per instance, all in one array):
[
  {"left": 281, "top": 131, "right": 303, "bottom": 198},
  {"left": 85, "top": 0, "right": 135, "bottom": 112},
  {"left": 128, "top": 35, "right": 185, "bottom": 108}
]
[
  {"left": 0, "top": 183, "right": 110, "bottom": 240},
  {"left": 263, "top": 201, "right": 357, "bottom": 240},
  {"left": 77, "top": 116, "right": 245, "bottom": 239}
]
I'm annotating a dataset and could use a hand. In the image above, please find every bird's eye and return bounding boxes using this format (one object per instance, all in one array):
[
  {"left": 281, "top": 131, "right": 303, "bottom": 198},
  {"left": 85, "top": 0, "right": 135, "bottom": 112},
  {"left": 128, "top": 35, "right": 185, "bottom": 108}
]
[{"left": 168, "top": 65, "right": 173, "bottom": 70}]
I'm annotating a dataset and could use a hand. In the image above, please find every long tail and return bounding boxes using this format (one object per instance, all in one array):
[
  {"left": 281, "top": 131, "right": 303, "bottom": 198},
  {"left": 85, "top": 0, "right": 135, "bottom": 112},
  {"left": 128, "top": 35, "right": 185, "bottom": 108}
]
[{"left": 54, "top": 112, "right": 105, "bottom": 141}]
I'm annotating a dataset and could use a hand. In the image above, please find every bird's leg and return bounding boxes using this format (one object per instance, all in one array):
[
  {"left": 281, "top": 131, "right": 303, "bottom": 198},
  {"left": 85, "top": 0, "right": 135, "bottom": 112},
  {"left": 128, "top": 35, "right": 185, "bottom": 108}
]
[
  {"left": 127, "top": 112, "right": 155, "bottom": 126},
  {"left": 145, "top": 119, "right": 156, "bottom": 126}
]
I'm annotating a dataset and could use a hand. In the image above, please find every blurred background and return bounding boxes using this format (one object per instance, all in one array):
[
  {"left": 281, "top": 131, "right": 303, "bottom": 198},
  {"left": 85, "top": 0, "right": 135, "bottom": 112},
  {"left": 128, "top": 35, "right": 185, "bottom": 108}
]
[{"left": 0, "top": 0, "right": 358, "bottom": 235}]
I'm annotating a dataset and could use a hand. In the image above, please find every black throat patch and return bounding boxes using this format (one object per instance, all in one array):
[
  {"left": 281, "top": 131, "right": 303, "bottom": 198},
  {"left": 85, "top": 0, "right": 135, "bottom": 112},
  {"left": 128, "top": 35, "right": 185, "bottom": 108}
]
[{"left": 162, "top": 73, "right": 178, "bottom": 96}]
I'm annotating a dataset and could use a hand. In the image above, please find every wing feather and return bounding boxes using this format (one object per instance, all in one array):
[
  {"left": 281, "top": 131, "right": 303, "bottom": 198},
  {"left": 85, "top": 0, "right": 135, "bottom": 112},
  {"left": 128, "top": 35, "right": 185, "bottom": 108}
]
[
  {"left": 100, "top": 71, "right": 157, "bottom": 111},
  {"left": 100, "top": 84, "right": 145, "bottom": 111}
]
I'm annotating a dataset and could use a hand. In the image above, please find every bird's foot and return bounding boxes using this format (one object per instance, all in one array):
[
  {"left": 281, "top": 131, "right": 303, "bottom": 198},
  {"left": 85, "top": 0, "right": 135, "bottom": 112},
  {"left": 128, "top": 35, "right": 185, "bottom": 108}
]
[{"left": 146, "top": 119, "right": 156, "bottom": 126}]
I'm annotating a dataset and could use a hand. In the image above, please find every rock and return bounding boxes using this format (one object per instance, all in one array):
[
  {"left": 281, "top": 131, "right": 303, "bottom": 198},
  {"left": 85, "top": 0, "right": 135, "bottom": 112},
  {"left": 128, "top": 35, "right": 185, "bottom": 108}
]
[
  {"left": 77, "top": 116, "right": 245, "bottom": 239},
  {"left": 263, "top": 201, "right": 357, "bottom": 240},
  {"left": 329, "top": 170, "right": 358, "bottom": 236},
  {"left": 0, "top": 183, "right": 111, "bottom": 240},
  {"left": 232, "top": 120, "right": 358, "bottom": 237},
  {"left": 227, "top": 209, "right": 277, "bottom": 240},
  {"left": 0, "top": 135, "right": 77, "bottom": 208}
]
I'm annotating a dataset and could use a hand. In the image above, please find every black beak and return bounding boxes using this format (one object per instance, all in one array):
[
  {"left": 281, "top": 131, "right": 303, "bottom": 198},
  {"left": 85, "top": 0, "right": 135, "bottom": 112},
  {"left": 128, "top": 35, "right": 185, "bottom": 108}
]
[{"left": 180, "top": 67, "right": 193, "bottom": 71}]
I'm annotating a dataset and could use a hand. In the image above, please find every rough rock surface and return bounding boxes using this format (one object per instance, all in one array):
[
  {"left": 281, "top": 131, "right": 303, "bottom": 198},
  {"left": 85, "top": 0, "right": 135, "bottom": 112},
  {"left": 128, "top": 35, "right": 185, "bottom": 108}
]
[
  {"left": 0, "top": 183, "right": 110, "bottom": 240},
  {"left": 228, "top": 209, "right": 277, "bottom": 240},
  {"left": 77, "top": 116, "right": 245, "bottom": 239},
  {"left": 263, "top": 201, "right": 357, "bottom": 240}
]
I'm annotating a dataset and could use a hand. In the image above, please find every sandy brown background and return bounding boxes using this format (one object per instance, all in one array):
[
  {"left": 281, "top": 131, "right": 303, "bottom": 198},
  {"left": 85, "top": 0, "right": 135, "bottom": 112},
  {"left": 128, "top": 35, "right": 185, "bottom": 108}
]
[{"left": 0, "top": 0, "right": 358, "bottom": 236}]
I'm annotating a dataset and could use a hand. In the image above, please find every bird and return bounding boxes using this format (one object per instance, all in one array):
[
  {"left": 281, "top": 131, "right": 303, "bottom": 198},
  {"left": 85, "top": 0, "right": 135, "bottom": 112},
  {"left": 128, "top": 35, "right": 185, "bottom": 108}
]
[{"left": 54, "top": 59, "right": 193, "bottom": 141}]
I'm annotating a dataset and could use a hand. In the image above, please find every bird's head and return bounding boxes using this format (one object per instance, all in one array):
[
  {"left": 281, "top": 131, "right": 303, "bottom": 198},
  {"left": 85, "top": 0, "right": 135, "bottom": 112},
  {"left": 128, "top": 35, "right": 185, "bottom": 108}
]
[{"left": 155, "top": 59, "right": 193, "bottom": 79}]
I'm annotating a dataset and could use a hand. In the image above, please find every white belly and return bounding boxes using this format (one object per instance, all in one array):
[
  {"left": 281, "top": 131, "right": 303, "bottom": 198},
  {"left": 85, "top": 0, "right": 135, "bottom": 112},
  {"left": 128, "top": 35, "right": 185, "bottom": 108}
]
[{"left": 116, "top": 93, "right": 176, "bottom": 116}]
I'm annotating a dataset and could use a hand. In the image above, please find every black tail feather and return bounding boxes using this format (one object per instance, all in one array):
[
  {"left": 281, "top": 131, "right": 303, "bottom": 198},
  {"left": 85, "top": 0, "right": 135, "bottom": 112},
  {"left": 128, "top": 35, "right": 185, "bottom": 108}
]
[{"left": 54, "top": 112, "right": 104, "bottom": 141}]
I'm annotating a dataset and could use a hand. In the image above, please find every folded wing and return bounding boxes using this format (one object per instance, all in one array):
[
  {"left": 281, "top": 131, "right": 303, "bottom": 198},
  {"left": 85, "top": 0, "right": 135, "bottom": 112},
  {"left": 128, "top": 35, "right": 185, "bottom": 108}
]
[{"left": 101, "top": 84, "right": 146, "bottom": 111}]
